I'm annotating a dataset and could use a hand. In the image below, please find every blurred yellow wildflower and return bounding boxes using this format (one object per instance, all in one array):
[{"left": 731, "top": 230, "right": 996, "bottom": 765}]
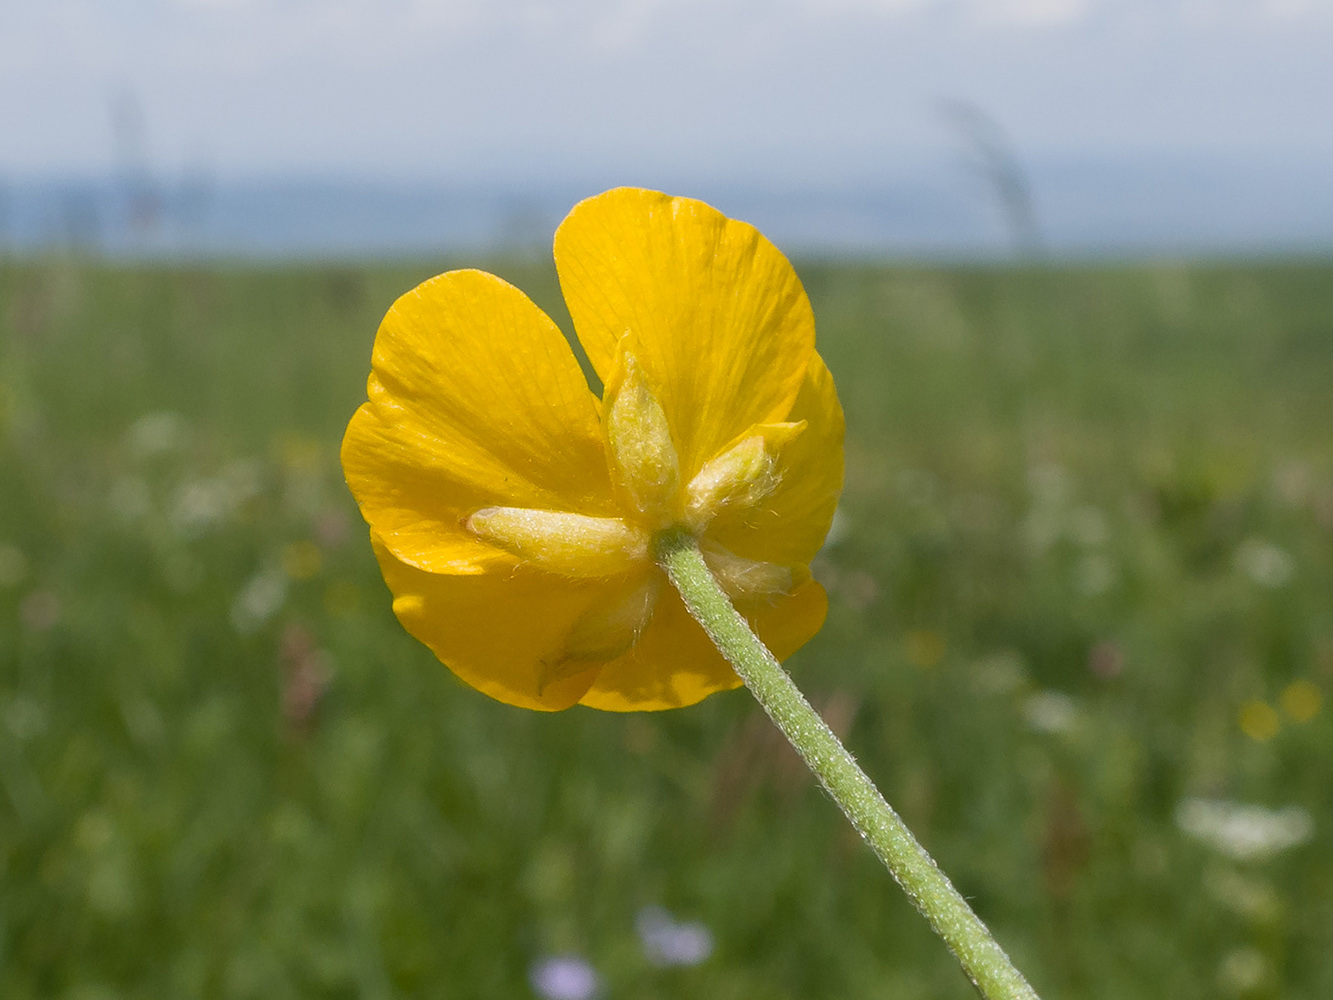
[
  {"left": 1239, "top": 700, "right": 1280, "bottom": 742},
  {"left": 275, "top": 432, "right": 325, "bottom": 475},
  {"left": 323, "top": 580, "right": 362, "bottom": 618},
  {"left": 341, "top": 187, "right": 844, "bottom": 711},
  {"left": 1280, "top": 680, "right": 1322, "bottom": 723},
  {"left": 905, "top": 629, "right": 947, "bottom": 669},
  {"left": 282, "top": 541, "right": 323, "bottom": 580}
]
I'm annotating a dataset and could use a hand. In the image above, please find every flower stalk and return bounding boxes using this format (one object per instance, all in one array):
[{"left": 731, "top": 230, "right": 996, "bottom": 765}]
[{"left": 654, "top": 526, "right": 1040, "bottom": 1000}]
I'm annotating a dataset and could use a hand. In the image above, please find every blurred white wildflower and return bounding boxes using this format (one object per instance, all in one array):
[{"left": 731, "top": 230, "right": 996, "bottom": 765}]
[
  {"left": 822, "top": 506, "right": 851, "bottom": 548},
  {"left": 1218, "top": 946, "right": 1267, "bottom": 996},
  {"left": 1315, "top": 488, "right": 1333, "bottom": 531},
  {"left": 1087, "top": 640, "right": 1125, "bottom": 680},
  {"left": 970, "top": 650, "right": 1028, "bottom": 697},
  {"left": 1235, "top": 539, "right": 1294, "bottom": 589},
  {"left": 1023, "top": 691, "right": 1080, "bottom": 735},
  {"left": 120, "top": 695, "right": 166, "bottom": 746},
  {"left": 230, "top": 570, "right": 288, "bottom": 634},
  {"left": 314, "top": 507, "right": 352, "bottom": 549},
  {"left": 895, "top": 468, "right": 938, "bottom": 507},
  {"left": 1175, "top": 799, "right": 1313, "bottom": 861},
  {"left": 0, "top": 544, "right": 29, "bottom": 588},
  {"left": 109, "top": 476, "right": 152, "bottom": 524},
  {"left": 283, "top": 470, "right": 328, "bottom": 520},
  {"left": 75, "top": 810, "right": 115, "bottom": 852},
  {"left": 1271, "top": 459, "right": 1312, "bottom": 508},
  {"left": 529, "top": 955, "right": 601, "bottom": 1000},
  {"left": 812, "top": 509, "right": 877, "bottom": 612},
  {"left": 1204, "top": 868, "right": 1281, "bottom": 923},
  {"left": 636, "top": 906, "right": 714, "bottom": 968},
  {"left": 1028, "top": 463, "right": 1072, "bottom": 508},
  {"left": 839, "top": 570, "right": 880, "bottom": 612},
  {"left": 170, "top": 460, "right": 264, "bottom": 537},
  {"left": 126, "top": 411, "right": 187, "bottom": 460},
  {"left": 160, "top": 550, "right": 205, "bottom": 594},
  {"left": 1024, "top": 485, "right": 1114, "bottom": 560},
  {"left": 225, "top": 459, "right": 264, "bottom": 499},
  {"left": 1021, "top": 510, "right": 1062, "bottom": 553},
  {"left": 5, "top": 695, "right": 47, "bottom": 741},
  {"left": 952, "top": 492, "right": 1005, "bottom": 534},
  {"left": 19, "top": 590, "right": 61, "bottom": 631},
  {"left": 1068, "top": 505, "right": 1109, "bottom": 547},
  {"left": 171, "top": 481, "right": 229, "bottom": 535},
  {"left": 1074, "top": 553, "right": 1116, "bottom": 596}
]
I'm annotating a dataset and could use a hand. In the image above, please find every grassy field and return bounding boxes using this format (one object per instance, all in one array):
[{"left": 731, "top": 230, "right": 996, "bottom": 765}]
[{"left": 2, "top": 254, "right": 1332, "bottom": 999}]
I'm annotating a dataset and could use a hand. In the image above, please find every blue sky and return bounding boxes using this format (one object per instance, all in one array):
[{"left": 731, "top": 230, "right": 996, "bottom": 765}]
[{"left": 4, "top": 0, "right": 1333, "bottom": 183}]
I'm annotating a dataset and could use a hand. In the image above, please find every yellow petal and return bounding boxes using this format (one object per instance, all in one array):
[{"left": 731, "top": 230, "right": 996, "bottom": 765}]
[
  {"left": 578, "top": 576, "right": 829, "bottom": 712},
  {"left": 554, "top": 187, "right": 817, "bottom": 481},
  {"left": 342, "top": 404, "right": 512, "bottom": 574},
  {"left": 705, "top": 353, "right": 845, "bottom": 568},
  {"left": 372, "top": 535, "right": 642, "bottom": 711},
  {"left": 341, "top": 269, "right": 615, "bottom": 574}
]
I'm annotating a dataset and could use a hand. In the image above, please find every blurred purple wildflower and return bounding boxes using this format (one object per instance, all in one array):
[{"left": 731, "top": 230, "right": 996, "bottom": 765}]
[
  {"left": 529, "top": 955, "right": 601, "bottom": 1000},
  {"left": 636, "top": 906, "right": 714, "bottom": 968}
]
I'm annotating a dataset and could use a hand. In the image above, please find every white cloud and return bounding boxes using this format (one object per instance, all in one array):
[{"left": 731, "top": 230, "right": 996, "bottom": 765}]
[
  {"left": 170, "top": 0, "right": 263, "bottom": 9},
  {"left": 801, "top": 0, "right": 937, "bottom": 16},
  {"left": 589, "top": 0, "right": 689, "bottom": 51},
  {"left": 802, "top": 0, "right": 1096, "bottom": 23},
  {"left": 971, "top": 0, "right": 1094, "bottom": 25},
  {"left": 1259, "top": 0, "right": 1333, "bottom": 16},
  {"left": 2, "top": 0, "right": 1333, "bottom": 177}
]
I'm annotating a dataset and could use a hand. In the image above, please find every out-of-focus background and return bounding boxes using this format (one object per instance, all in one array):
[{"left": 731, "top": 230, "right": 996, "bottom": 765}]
[
  {"left": 2, "top": 4, "right": 1332, "bottom": 999},
  {"left": 5, "top": 0, "right": 1333, "bottom": 258}
]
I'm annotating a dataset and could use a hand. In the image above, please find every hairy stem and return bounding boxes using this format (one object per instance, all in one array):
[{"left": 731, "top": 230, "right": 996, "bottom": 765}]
[{"left": 655, "top": 527, "right": 1039, "bottom": 1000}]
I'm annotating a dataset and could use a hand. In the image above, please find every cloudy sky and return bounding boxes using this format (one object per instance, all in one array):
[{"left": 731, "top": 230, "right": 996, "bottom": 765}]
[{"left": 3, "top": 0, "right": 1332, "bottom": 184}]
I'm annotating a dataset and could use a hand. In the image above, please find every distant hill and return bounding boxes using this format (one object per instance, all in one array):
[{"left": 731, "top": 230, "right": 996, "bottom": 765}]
[{"left": 3, "top": 157, "right": 1332, "bottom": 260}]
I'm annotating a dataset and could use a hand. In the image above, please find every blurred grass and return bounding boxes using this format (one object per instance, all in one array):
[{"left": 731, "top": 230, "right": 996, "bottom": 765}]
[{"left": 1, "top": 255, "right": 1332, "bottom": 999}]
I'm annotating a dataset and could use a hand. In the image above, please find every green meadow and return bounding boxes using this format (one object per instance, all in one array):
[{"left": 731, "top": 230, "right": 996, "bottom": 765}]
[{"left": 2, "top": 255, "right": 1332, "bottom": 999}]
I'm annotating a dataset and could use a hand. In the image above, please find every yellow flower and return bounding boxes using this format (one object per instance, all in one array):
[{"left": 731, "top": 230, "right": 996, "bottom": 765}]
[{"left": 341, "top": 187, "right": 844, "bottom": 712}]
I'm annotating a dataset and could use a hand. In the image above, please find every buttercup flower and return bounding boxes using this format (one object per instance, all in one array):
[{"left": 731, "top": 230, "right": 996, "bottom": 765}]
[{"left": 341, "top": 187, "right": 844, "bottom": 711}]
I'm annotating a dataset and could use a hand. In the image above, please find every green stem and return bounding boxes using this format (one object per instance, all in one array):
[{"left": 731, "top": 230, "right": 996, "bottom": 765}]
[{"left": 655, "top": 527, "right": 1039, "bottom": 1000}]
